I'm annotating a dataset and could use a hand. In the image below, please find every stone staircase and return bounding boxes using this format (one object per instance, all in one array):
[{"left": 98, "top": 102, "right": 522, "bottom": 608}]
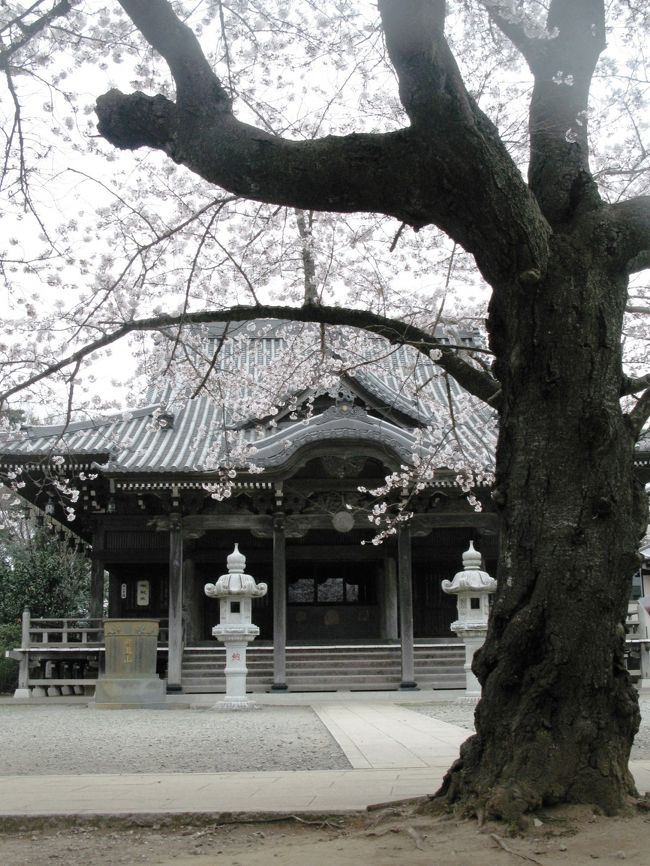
[{"left": 180, "top": 643, "right": 466, "bottom": 693}]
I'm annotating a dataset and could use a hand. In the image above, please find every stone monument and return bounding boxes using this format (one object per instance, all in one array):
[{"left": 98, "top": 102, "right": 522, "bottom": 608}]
[
  {"left": 205, "top": 543, "right": 268, "bottom": 709},
  {"left": 93, "top": 619, "right": 167, "bottom": 708},
  {"left": 441, "top": 540, "right": 496, "bottom": 697}
]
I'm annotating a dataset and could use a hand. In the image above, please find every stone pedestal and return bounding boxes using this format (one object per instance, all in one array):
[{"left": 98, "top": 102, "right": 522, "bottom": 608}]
[
  {"left": 454, "top": 628, "right": 487, "bottom": 697},
  {"left": 93, "top": 619, "right": 167, "bottom": 709},
  {"left": 212, "top": 632, "right": 260, "bottom": 710}
]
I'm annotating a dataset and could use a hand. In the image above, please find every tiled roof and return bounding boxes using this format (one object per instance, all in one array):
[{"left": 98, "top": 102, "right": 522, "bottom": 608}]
[{"left": 1, "top": 321, "right": 496, "bottom": 474}]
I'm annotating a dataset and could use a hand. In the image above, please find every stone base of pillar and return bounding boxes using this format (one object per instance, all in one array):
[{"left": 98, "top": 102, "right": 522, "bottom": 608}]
[
  {"left": 271, "top": 682, "right": 288, "bottom": 691},
  {"left": 31, "top": 685, "right": 47, "bottom": 697},
  {"left": 211, "top": 698, "right": 262, "bottom": 711},
  {"left": 13, "top": 688, "right": 30, "bottom": 699},
  {"left": 399, "top": 681, "right": 419, "bottom": 690}
]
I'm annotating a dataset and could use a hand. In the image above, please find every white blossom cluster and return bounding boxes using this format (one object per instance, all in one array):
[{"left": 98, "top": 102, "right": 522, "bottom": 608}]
[
  {"left": 0, "top": 457, "right": 91, "bottom": 525},
  {"left": 356, "top": 414, "right": 495, "bottom": 544}
]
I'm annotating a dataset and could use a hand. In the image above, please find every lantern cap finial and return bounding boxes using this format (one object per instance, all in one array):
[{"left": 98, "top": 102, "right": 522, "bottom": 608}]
[
  {"left": 462, "top": 540, "right": 482, "bottom": 570},
  {"left": 227, "top": 543, "right": 246, "bottom": 574}
]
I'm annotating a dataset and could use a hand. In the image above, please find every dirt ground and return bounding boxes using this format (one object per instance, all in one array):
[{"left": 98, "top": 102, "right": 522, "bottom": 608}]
[{"left": 1, "top": 801, "right": 650, "bottom": 866}]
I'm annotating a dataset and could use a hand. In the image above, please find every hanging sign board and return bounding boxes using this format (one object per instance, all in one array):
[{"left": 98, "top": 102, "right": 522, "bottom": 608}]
[{"left": 136, "top": 579, "right": 150, "bottom": 607}]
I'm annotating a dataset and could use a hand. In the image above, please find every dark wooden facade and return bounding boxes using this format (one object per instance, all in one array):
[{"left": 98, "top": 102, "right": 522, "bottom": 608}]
[{"left": 89, "top": 449, "right": 498, "bottom": 690}]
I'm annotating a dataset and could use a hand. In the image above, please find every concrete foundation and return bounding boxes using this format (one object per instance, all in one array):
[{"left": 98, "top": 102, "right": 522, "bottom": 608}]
[{"left": 93, "top": 676, "right": 167, "bottom": 708}]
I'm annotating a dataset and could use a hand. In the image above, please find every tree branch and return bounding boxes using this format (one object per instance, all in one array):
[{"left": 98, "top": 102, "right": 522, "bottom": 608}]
[
  {"left": 0, "top": 305, "right": 501, "bottom": 409},
  {"left": 479, "top": 2, "right": 541, "bottom": 69},
  {"left": 527, "top": 0, "right": 606, "bottom": 224},
  {"left": 608, "top": 196, "right": 650, "bottom": 274},
  {"left": 378, "top": 0, "right": 473, "bottom": 126},
  {"left": 117, "top": 0, "right": 229, "bottom": 106},
  {"left": 294, "top": 210, "right": 319, "bottom": 305},
  {"left": 621, "top": 373, "right": 650, "bottom": 397},
  {"left": 628, "top": 387, "right": 650, "bottom": 438},
  {"left": 95, "top": 0, "right": 550, "bottom": 290}
]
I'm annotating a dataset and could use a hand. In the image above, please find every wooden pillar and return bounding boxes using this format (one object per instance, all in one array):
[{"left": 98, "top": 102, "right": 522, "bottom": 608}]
[
  {"left": 272, "top": 513, "right": 288, "bottom": 690},
  {"left": 182, "top": 557, "right": 198, "bottom": 646},
  {"left": 90, "top": 525, "right": 105, "bottom": 620},
  {"left": 398, "top": 526, "right": 417, "bottom": 689},
  {"left": 107, "top": 573, "right": 120, "bottom": 617},
  {"left": 89, "top": 558, "right": 105, "bottom": 620},
  {"left": 167, "top": 517, "right": 184, "bottom": 692},
  {"left": 382, "top": 556, "right": 399, "bottom": 640}
]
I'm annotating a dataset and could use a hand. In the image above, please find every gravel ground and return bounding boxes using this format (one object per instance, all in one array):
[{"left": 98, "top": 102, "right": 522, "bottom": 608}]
[
  {"left": 1, "top": 698, "right": 649, "bottom": 776},
  {"left": 412, "top": 697, "right": 650, "bottom": 760},
  {"left": 0, "top": 705, "right": 350, "bottom": 775}
]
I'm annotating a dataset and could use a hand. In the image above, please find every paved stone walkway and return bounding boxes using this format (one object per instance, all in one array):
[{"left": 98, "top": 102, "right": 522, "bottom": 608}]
[{"left": 1, "top": 697, "right": 649, "bottom": 816}]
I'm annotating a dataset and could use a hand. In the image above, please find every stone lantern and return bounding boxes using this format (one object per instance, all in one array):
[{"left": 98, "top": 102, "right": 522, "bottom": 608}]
[
  {"left": 441, "top": 541, "right": 496, "bottom": 697},
  {"left": 204, "top": 544, "right": 268, "bottom": 709}
]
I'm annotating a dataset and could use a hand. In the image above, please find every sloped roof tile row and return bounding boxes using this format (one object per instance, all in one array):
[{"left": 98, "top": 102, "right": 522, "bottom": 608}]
[{"left": 1, "top": 323, "right": 497, "bottom": 474}]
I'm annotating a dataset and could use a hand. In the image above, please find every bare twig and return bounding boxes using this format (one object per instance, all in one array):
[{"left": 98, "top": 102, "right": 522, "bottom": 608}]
[
  {"left": 165, "top": 206, "right": 222, "bottom": 373},
  {"left": 489, "top": 833, "right": 547, "bottom": 865},
  {"left": 191, "top": 322, "right": 230, "bottom": 398},
  {"left": 389, "top": 222, "right": 406, "bottom": 253},
  {"left": 406, "top": 826, "right": 425, "bottom": 850},
  {"left": 0, "top": 0, "right": 71, "bottom": 71}
]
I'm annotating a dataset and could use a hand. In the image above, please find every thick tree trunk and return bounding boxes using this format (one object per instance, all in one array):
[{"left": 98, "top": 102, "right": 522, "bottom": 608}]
[{"left": 439, "top": 233, "right": 647, "bottom": 819}]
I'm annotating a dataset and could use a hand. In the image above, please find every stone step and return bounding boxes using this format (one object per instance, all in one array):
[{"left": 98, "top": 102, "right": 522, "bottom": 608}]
[
  {"left": 185, "top": 644, "right": 462, "bottom": 652},
  {"left": 182, "top": 649, "right": 464, "bottom": 661},
  {"left": 182, "top": 658, "right": 463, "bottom": 671},
  {"left": 182, "top": 679, "right": 465, "bottom": 692},
  {"left": 182, "top": 660, "right": 464, "bottom": 668},
  {"left": 180, "top": 644, "right": 466, "bottom": 693}
]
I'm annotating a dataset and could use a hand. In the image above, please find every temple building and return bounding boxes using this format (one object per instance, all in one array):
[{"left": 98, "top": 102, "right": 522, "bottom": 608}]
[{"left": 3, "top": 322, "right": 648, "bottom": 694}]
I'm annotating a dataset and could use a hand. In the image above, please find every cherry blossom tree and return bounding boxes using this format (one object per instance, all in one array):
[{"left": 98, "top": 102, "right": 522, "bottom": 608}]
[{"left": 1, "top": 0, "right": 650, "bottom": 819}]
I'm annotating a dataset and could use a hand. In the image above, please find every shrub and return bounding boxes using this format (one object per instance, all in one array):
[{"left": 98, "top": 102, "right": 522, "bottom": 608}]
[{"left": 0, "top": 623, "right": 21, "bottom": 695}]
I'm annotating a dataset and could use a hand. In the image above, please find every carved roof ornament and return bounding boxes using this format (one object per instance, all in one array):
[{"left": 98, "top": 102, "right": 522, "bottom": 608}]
[
  {"left": 204, "top": 543, "right": 268, "bottom": 598},
  {"left": 322, "top": 454, "right": 367, "bottom": 478}
]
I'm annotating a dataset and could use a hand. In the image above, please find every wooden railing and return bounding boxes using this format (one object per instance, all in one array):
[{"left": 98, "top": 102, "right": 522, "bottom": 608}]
[
  {"left": 19, "top": 609, "right": 169, "bottom": 648},
  {"left": 25, "top": 615, "right": 104, "bottom": 646},
  {"left": 7, "top": 609, "right": 170, "bottom": 697}
]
